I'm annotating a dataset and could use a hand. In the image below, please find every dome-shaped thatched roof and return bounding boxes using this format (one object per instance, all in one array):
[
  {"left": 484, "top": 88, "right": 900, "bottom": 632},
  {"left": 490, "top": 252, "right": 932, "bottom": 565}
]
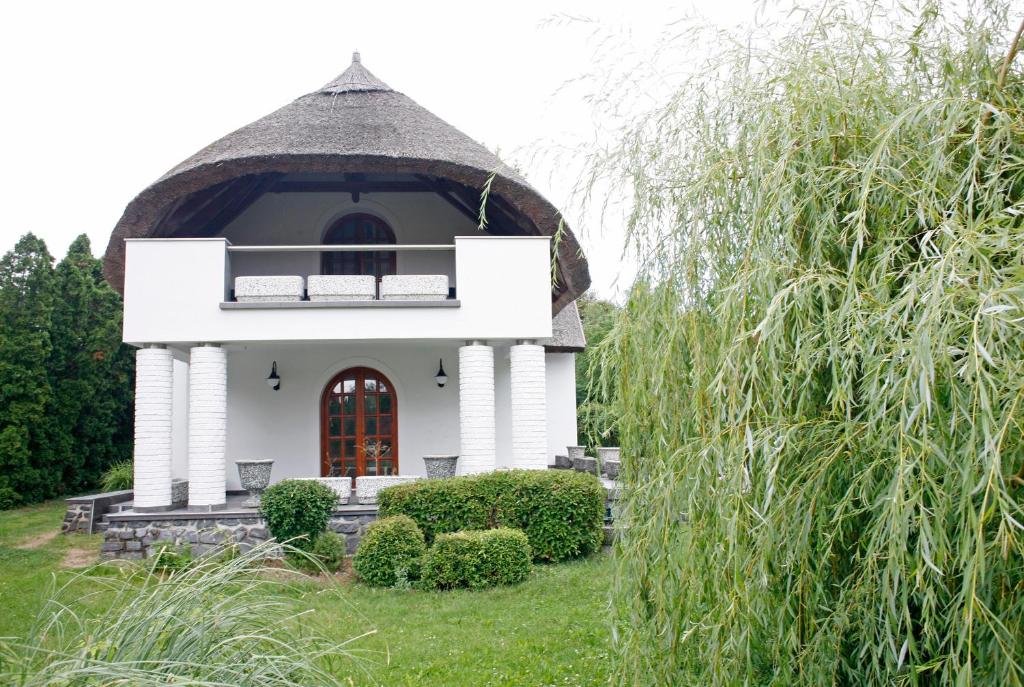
[{"left": 103, "top": 53, "right": 590, "bottom": 312}]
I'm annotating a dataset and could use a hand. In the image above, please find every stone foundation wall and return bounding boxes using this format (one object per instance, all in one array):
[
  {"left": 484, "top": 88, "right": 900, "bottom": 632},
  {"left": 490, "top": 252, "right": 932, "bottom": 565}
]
[
  {"left": 101, "top": 511, "right": 378, "bottom": 560},
  {"left": 62, "top": 502, "right": 93, "bottom": 534}
]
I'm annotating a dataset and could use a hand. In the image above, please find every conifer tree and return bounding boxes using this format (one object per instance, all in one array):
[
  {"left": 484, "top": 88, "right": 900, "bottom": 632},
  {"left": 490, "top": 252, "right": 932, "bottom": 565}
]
[
  {"left": 0, "top": 234, "right": 55, "bottom": 508},
  {"left": 44, "top": 235, "right": 133, "bottom": 494}
]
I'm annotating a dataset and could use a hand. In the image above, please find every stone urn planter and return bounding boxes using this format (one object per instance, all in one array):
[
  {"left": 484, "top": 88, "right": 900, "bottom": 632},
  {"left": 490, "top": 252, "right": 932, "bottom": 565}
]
[
  {"left": 235, "top": 459, "right": 274, "bottom": 508},
  {"left": 597, "top": 448, "right": 621, "bottom": 480},
  {"left": 567, "top": 445, "right": 587, "bottom": 462},
  {"left": 423, "top": 455, "right": 459, "bottom": 479}
]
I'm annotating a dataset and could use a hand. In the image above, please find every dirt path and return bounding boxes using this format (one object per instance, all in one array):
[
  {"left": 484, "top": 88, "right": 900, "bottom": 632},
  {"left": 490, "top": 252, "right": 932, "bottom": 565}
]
[
  {"left": 14, "top": 530, "right": 58, "bottom": 550},
  {"left": 60, "top": 546, "right": 97, "bottom": 569}
]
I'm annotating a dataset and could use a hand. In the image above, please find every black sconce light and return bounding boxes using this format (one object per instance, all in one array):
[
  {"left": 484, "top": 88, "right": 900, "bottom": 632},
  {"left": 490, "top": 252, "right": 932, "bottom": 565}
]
[
  {"left": 435, "top": 359, "right": 448, "bottom": 388},
  {"left": 266, "top": 361, "right": 281, "bottom": 390}
]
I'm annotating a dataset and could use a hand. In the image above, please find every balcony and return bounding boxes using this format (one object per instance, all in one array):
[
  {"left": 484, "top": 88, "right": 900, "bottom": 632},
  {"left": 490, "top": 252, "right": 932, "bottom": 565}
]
[{"left": 122, "top": 236, "right": 553, "bottom": 345}]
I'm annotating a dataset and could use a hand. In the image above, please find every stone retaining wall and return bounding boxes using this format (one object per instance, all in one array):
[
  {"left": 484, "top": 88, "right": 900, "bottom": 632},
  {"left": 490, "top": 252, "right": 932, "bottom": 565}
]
[
  {"left": 62, "top": 490, "right": 134, "bottom": 535},
  {"left": 62, "top": 501, "right": 93, "bottom": 534},
  {"left": 101, "top": 510, "right": 378, "bottom": 560}
]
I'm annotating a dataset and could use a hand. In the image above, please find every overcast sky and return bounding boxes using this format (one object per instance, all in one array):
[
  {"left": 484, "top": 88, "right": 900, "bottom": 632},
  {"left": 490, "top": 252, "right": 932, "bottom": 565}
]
[{"left": 0, "top": 0, "right": 760, "bottom": 299}]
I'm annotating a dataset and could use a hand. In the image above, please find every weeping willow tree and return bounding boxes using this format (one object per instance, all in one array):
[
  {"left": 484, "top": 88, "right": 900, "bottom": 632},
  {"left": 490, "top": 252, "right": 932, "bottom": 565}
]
[{"left": 583, "top": 1, "right": 1024, "bottom": 684}]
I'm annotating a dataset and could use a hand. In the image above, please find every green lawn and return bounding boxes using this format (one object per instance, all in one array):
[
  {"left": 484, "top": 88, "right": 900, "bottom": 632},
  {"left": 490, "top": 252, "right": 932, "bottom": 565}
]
[{"left": 0, "top": 500, "right": 613, "bottom": 686}]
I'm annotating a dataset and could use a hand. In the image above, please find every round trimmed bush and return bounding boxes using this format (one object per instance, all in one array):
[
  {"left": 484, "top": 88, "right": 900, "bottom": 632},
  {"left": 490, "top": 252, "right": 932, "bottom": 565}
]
[
  {"left": 421, "top": 528, "right": 533, "bottom": 590},
  {"left": 260, "top": 479, "right": 337, "bottom": 552},
  {"left": 353, "top": 515, "right": 426, "bottom": 587},
  {"left": 312, "top": 531, "right": 346, "bottom": 572}
]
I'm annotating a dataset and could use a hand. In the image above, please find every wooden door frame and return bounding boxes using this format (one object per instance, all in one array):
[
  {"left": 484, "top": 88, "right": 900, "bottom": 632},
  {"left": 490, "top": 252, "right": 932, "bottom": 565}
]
[{"left": 319, "top": 366, "right": 399, "bottom": 479}]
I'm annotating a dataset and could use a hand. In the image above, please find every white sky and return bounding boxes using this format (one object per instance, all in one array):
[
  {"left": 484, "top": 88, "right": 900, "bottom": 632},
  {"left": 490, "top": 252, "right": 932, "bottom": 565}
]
[{"left": 0, "top": 0, "right": 760, "bottom": 300}]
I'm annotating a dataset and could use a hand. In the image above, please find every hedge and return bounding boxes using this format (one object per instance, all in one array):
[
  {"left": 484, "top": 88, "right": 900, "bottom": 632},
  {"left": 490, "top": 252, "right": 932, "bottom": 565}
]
[
  {"left": 353, "top": 515, "right": 427, "bottom": 587},
  {"left": 378, "top": 469, "right": 605, "bottom": 562},
  {"left": 421, "top": 528, "right": 532, "bottom": 590},
  {"left": 260, "top": 479, "right": 337, "bottom": 552}
]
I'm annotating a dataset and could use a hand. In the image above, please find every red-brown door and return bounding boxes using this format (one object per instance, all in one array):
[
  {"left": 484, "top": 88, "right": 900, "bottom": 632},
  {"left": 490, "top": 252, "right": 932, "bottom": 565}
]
[{"left": 320, "top": 367, "right": 398, "bottom": 481}]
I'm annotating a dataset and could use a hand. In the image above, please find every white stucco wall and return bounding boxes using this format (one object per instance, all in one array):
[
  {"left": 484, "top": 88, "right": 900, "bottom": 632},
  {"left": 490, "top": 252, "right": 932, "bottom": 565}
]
[
  {"left": 220, "top": 342, "right": 462, "bottom": 490},
  {"left": 545, "top": 353, "right": 578, "bottom": 459},
  {"left": 165, "top": 342, "right": 579, "bottom": 490}
]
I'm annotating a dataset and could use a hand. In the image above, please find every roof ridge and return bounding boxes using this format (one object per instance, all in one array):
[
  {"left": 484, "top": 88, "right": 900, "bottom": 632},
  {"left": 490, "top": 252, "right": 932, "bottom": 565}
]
[{"left": 319, "top": 51, "right": 392, "bottom": 94}]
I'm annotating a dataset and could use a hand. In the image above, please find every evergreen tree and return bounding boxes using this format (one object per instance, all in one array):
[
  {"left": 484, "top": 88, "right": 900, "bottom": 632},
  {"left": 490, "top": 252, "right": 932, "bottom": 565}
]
[
  {"left": 0, "top": 234, "right": 55, "bottom": 508},
  {"left": 44, "top": 235, "right": 133, "bottom": 495}
]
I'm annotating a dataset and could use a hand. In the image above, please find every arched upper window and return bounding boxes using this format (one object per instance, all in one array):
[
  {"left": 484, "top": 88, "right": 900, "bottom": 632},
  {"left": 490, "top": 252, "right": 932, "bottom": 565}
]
[{"left": 321, "top": 213, "right": 397, "bottom": 280}]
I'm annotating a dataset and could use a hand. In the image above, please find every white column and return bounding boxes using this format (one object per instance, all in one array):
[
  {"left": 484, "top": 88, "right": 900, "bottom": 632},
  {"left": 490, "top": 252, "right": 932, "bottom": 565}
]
[
  {"left": 133, "top": 345, "right": 174, "bottom": 511},
  {"left": 510, "top": 342, "right": 548, "bottom": 469},
  {"left": 459, "top": 342, "right": 496, "bottom": 474},
  {"left": 188, "top": 345, "right": 227, "bottom": 510}
]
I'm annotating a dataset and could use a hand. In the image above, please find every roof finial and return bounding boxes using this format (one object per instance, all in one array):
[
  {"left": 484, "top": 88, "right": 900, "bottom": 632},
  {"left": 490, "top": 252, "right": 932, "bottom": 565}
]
[{"left": 352, "top": 50, "right": 361, "bottom": 64}]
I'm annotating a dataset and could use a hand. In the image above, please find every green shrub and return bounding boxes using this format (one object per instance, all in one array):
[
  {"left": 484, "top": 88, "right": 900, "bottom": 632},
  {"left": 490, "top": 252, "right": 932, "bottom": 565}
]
[
  {"left": 260, "top": 479, "right": 337, "bottom": 552},
  {"left": 421, "top": 528, "right": 533, "bottom": 590},
  {"left": 149, "top": 543, "right": 193, "bottom": 573},
  {"left": 100, "top": 460, "right": 133, "bottom": 493},
  {"left": 376, "top": 477, "right": 490, "bottom": 543},
  {"left": 379, "top": 469, "right": 605, "bottom": 561},
  {"left": 312, "top": 531, "right": 346, "bottom": 573},
  {"left": 353, "top": 515, "right": 426, "bottom": 587}
]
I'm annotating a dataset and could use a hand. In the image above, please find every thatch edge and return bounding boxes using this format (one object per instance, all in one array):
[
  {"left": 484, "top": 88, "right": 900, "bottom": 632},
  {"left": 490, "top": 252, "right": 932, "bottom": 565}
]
[{"left": 103, "top": 154, "right": 589, "bottom": 314}]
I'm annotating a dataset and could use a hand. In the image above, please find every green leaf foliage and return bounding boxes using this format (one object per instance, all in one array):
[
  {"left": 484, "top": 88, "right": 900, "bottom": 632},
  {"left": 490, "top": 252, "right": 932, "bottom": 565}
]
[
  {"left": 352, "top": 515, "right": 426, "bottom": 587},
  {"left": 311, "top": 531, "right": 346, "bottom": 573},
  {"left": 378, "top": 469, "right": 605, "bottom": 562},
  {"left": 0, "top": 234, "right": 55, "bottom": 508},
  {"left": 577, "top": 2, "right": 1024, "bottom": 684},
  {"left": 259, "top": 479, "right": 337, "bottom": 552},
  {"left": 421, "top": 527, "right": 533, "bottom": 590},
  {"left": 100, "top": 460, "right": 133, "bottom": 493},
  {"left": 575, "top": 294, "right": 621, "bottom": 448},
  {"left": 0, "top": 233, "right": 133, "bottom": 508},
  {"left": 43, "top": 234, "right": 135, "bottom": 496}
]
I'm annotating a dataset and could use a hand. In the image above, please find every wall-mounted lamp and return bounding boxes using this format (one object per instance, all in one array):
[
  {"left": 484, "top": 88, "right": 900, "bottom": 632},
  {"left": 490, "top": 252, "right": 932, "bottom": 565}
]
[
  {"left": 435, "top": 359, "right": 448, "bottom": 388},
  {"left": 266, "top": 361, "right": 281, "bottom": 390}
]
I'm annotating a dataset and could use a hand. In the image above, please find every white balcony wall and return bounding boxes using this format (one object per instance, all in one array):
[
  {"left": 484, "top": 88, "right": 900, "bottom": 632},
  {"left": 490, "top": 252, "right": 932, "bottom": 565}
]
[{"left": 122, "top": 236, "right": 552, "bottom": 345}]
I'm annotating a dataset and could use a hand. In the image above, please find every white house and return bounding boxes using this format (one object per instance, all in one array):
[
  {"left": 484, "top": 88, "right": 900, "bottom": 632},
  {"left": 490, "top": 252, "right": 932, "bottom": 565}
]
[{"left": 102, "top": 53, "right": 591, "bottom": 512}]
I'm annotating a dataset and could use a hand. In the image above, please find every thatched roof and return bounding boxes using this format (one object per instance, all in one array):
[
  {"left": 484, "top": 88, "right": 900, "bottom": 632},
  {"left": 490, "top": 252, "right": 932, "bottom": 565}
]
[
  {"left": 103, "top": 53, "right": 590, "bottom": 313},
  {"left": 542, "top": 300, "right": 586, "bottom": 352}
]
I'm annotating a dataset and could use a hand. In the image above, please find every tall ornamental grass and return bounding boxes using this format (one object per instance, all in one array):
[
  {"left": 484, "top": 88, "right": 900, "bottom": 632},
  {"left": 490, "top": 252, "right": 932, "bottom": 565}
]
[
  {"left": 583, "top": 2, "right": 1024, "bottom": 684},
  {"left": 0, "top": 541, "right": 372, "bottom": 685}
]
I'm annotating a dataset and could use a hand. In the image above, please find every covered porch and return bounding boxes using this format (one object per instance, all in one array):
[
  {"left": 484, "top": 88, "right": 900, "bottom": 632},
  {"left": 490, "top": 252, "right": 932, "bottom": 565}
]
[{"left": 129, "top": 339, "right": 578, "bottom": 513}]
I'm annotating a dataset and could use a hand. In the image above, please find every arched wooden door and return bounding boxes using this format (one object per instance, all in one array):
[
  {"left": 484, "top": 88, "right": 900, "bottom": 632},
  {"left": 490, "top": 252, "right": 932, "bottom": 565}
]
[{"left": 320, "top": 367, "right": 398, "bottom": 481}]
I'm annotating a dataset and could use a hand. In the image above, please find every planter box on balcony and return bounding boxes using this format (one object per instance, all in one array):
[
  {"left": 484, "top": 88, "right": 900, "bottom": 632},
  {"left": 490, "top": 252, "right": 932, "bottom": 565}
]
[
  {"left": 307, "top": 275, "right": 376, "bottom": 302},
  {"left": 355, "top": 475, "right": 422, "bottom": 504},
  {"left": 293, "top": 477, "right": 351, "bottom": 505},
  {"left": 379, "top": 275, "right": 448, "bottom": 301},
  {"left": 234, "top": 276, "right": 304, "bottom": 302}
]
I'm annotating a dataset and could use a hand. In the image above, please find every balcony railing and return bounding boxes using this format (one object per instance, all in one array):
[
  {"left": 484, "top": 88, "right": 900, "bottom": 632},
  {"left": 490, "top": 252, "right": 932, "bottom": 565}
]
[{"left": 225, "top": 244, "right": 457, "bottom": 303}]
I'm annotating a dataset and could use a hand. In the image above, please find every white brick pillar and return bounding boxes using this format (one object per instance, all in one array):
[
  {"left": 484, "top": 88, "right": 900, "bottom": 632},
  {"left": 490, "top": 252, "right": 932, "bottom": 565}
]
[
  {"left": 510, "top": 341, "right": 548, "bottom": 469},
  {"left": 459, "top": 342, "right": 496, "bottom": 474},
  {"left": 188, "top": 345, "right": 227, "bottom": 510},
  {"left": 133, "top": 345, "right": 174, "bottom": 511}
]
